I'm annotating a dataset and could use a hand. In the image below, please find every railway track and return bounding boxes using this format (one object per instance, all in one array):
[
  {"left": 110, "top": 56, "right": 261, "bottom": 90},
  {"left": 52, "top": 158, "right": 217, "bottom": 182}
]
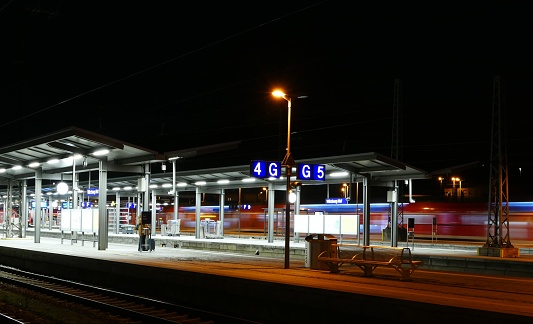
[{"left": 0, "top": 265, "right": 259, "bottom": 324}]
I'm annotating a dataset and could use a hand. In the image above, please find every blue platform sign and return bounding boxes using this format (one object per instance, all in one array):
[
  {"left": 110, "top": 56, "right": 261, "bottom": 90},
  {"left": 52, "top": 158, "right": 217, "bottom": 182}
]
[
  {"left": 86, "top": 188, "right": 99, "bottom": 196},
  {"left": 81, "top": 201, "right": 93, "bottom": 208},
  {"left": 326, "top": 198, "right": 347, "bottom": 204},
  {"left": 297, "top": 163, "right": 326, "bottom": 181},
  {"left": 251, "top": 160, "right": 281, "bottom": 179}
]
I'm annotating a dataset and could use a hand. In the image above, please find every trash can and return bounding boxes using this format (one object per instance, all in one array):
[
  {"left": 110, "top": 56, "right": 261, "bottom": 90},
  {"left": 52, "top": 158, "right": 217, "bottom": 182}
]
[{"left": 305, "top": 234, "right": 337, "bottom": 270}]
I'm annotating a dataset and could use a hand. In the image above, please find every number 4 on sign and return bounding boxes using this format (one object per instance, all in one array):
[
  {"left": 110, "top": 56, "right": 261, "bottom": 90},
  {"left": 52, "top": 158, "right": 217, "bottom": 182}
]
[{"left": 251, "top": 160, "right": 267, "bottom": 178}]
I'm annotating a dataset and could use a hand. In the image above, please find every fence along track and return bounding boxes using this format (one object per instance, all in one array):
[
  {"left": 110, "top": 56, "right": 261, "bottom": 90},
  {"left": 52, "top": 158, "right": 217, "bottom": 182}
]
[{"left": 0, "top": 265, "right": 258, "bottom": 324}]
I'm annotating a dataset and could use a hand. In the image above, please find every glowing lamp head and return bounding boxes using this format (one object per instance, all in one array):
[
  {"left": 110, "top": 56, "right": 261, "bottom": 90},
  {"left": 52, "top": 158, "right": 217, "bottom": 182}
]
[
  {"left": 57, "top": 182, "right": 69, "bottom": 195},
  {"left": 272, "top": 90, "right": 286, "bottom": 98},
  {"left": 289, "top": 191, "right": 297, "bottom": 204}
]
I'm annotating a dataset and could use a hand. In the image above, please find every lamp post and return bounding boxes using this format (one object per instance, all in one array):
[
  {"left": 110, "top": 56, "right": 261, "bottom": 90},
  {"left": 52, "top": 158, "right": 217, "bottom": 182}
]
[
  {"left": 342, "top": 183, "right": 348, "bottom": 199},
  {"left": 272, "top": 90, "right": 294, "bottom": 269},
  {"left": 459, "top": 179, "right": 463, "bottom": 200},
  {"left": 451, "top": 177, "right": 460, "bottom": 200}
]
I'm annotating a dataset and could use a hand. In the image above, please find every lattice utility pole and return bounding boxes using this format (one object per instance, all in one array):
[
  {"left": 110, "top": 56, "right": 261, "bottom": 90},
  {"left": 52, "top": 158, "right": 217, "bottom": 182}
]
[
  {"left": 478, "top": 76, "right": 519, "bottom": 257},
  {"left": 391, "top": 79, "right": 402, "bottom": 162},
  {"left": 388, "top": 79, "right": 404, "bottom": 246}
]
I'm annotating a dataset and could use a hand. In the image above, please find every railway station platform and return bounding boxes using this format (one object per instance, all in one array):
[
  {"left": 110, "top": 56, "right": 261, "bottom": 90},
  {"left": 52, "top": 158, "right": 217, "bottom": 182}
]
[
  {"left": 13, "top": 228, "right": 533, "bottom": 277},
  {"left": 2, "top": 230, "right": 533, "bottom": 323}
]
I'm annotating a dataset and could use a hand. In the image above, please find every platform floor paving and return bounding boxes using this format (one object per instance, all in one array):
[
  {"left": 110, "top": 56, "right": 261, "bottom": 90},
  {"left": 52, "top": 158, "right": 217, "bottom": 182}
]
[{"left": 2, "top": 232, "right": 533, "bottom": 321}]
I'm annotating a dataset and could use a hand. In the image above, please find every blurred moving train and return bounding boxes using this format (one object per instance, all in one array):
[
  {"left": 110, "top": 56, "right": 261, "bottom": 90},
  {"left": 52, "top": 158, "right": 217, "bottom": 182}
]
[{"left": 156, "top": 201, "right": 533, "bottom": 242}]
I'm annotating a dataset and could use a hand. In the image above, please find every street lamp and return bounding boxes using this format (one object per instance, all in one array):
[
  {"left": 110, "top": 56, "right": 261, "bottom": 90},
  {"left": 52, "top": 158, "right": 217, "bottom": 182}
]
[
  {"left": 272, "top": 89, "right": 294, "bottom": 269},
  {"left": 342, "top": 183, "right": 349, "bottom": 199},
  {"left": 451, "top": 177, "right": 460, "bottom": 200},
  {"left": 272, "top": 90, "right": 294, "bottom": 166}
]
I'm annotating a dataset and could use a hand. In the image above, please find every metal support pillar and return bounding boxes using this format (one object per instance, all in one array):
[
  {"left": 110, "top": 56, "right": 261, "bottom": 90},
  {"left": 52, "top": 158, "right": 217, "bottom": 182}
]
[{"left": 98, "top": 158, "right": 108, "bottom": 250}]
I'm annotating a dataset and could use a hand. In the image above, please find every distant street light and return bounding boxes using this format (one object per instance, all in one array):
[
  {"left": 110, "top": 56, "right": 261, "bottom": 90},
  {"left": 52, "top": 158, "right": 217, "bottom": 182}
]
[
  {"left": 451, "top": 177, "right": 461, "bottom": 200},
  {"left": 342, "top": 183, "right": 349, "bottom": 199}
]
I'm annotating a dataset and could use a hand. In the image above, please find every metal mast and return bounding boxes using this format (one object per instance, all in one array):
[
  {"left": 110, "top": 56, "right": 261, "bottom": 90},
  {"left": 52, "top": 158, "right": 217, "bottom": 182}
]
[
  {"left": 388, "top": 79, "right": 404, "bottom": 246},
  {"left": 478, "top": 76, "right": 519, "bottom": 257},
  {"left": 391, "top": 78, "right": 402, "bottom": 162}
]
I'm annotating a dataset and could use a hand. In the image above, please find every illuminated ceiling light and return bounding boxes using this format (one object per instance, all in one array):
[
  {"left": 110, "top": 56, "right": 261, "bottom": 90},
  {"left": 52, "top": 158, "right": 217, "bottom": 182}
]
[
  {"left": 12, "top": 165, "right": 22, "bottom": 170},
  {"left": 149, "top": 184, "right": 158, "bottom": 188},
  {"left": 217, "top": 179, "right": 229, "bottom": 184},
  {"left": 57, "top": 182, "right": 69, "bottom": 195},
  {"left": 0, "top": 168, "right": 6, "bottom": 173},
  {"left": 47, "top": 158, "right": 59, "bottom": 164},
  {"left": 92, "top": 149, "right": 110, "bottom": 156},
  {"left": 63, "top": 157, "right": 73, "bottom": 164},
  {"left": 73, "top": 154, "right": 82, "bottom": 159},
  {"left": 177, "top": 182, "right": 187, "bottom": 187},
  {"left": 330, "top": 171, "right": 348, "bottom": 177},
  {"left": 242, "top": 178, "right": 255, "bottom": 183},
  {"left": 162, "top": 183, "right": 172, "bottom": 188},
  {"left": 195, "top": 181, "right": 206, "bottom": 186},
  {"left": 112, "top": 187, "right": 120, "bottom": 191},
  {"left": 28, "top": 162, "right": 40, "bottom": 168},
  {"left": 46, "top": 192, "right": 53, "bottom": 195},
  {"left": 123, "top": 186, "right": 132, "bottom": 190}
]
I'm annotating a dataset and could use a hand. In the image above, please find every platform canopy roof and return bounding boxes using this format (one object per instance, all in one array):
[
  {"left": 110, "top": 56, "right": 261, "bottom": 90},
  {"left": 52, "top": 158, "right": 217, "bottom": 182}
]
[
  {"left": 0, "top": 127, "right": 430, "bottom": 198},
  {"left": 0, "top": 127, "right": 165, "bottom": 195},
  {"left": 142, "top": 152, "right": 431, "bottom": 195}
]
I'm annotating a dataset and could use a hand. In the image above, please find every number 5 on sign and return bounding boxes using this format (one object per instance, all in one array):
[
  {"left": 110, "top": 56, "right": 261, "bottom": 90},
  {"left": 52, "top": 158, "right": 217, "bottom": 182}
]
[{"left": 314, "top": 164, "right": 325, "bottom": 181}]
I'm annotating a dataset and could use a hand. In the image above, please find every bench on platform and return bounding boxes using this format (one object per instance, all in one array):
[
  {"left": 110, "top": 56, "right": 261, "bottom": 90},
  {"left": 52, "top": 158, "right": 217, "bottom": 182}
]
[
  {"left": 351, "top": 245, "right": 423, "bottom": 280},
  {"left": 317, "top": 244, "right": 363, "bottom": 274},
  {"left": 61, "top": 230, "right": 97, "bottom": 247},
  {"left": 318, "top": 244, "right": 423, "bottom": 280}
]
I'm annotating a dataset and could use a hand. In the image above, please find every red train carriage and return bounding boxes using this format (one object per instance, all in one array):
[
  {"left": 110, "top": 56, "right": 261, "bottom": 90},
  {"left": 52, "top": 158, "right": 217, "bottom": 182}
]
[{"left": 155, "top": 201, "right": 533, "bottom": 242}]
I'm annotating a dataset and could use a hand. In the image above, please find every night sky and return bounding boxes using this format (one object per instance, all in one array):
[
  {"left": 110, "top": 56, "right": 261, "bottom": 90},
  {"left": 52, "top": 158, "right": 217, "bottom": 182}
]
[{"left": 1, "top": 1, "right": 532, "bottom": 181}]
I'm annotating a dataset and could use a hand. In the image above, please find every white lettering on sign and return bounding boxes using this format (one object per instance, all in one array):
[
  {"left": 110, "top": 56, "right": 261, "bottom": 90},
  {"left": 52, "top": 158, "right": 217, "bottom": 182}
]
[
  {"left": 315, "top": 165, "right": 325, "bottom": 180},
  {"left": 86, "top": 188, "right": 99, "bottom": 196},
  {"left": 325, "top": 198, "right": 346, "bottom": 204},
  {"left": 302, "top": 164, "right": 311, "bottom": 179},
  {"left": 253, "top": 162, "right": 264, "bottom": 177},
  {"left": 268, "top": 162, "right": 280, "bottom": 177}
]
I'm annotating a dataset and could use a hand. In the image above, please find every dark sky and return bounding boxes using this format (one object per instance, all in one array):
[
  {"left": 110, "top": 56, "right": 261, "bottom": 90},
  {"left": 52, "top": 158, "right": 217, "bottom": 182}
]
[{"left": 1, "top": 1, "right": 532, "bottom": 175}]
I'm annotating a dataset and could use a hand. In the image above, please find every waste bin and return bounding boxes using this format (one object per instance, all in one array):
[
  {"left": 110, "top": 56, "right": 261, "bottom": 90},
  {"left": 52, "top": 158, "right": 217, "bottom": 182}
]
[{"left": 305, "top": 234, "right": 337, "bottom": 270}]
